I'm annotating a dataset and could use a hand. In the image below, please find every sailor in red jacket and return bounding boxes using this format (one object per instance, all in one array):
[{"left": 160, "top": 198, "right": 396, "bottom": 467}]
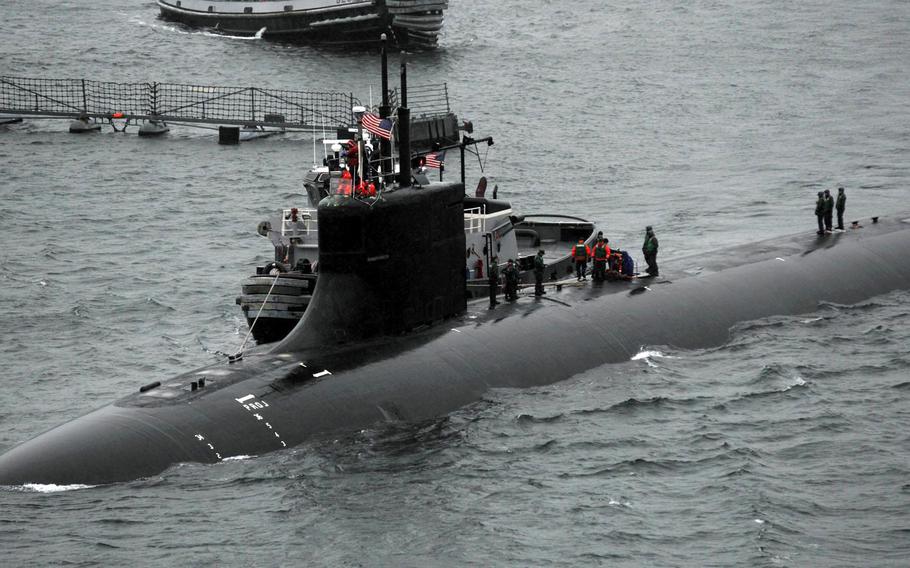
[
  {"left": 571, "top": 239, "right": 591, "bottom": 281},
  {"left": 592, "top": 237, "right": 611, "bottom": 282},
  {"left": 343, "top": 139, "right": 359, "bottom": 184}
]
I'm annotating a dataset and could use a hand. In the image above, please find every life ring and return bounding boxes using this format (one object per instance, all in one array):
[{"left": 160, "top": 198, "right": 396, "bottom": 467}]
[
  {"left": 257, "top": 220, "right": 272, "bottom": 237},
  {"left": 264, "top": 261, "right": 286, "bottom": 275}
]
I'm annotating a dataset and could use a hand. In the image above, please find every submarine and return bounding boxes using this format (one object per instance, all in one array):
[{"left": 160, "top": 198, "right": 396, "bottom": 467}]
[
  {"left": 2, "top": 196, "right": 910, "bottom": 486},
  {"left": 2, "top": 63, "right": 910, "bottom": 487}
]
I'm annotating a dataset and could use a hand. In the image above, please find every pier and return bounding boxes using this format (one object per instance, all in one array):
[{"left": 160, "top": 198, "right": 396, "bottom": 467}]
[{"left": 0, "top": 76, "right": 452, "bottom": 140}]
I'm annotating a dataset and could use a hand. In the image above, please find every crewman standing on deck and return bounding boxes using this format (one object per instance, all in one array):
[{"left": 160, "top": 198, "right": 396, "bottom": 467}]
[
  {"left": 533, "top": 249, "right": 546, "bottom": 296},
  {"left": 503, "top": 259, "right": 520, "bottom": 301},
  {"left": 642, "top": 226, "right": 659, "bottom": 277},
  {"left": 488, "top": 256, "right": 500, "bottom": 308},
  {"left": 592, "top": 237, "right": 610, "bottom": 282},
  {"left": 571, "top": 239, "right": 591, "bottom": 281},
  {"left": 343, "top": 139, "right": 359, "bottom": 185},
  {"left": 815, "top": 191, "right": 825, "bottom": 234},
  {"left": 836, "top": 187, "right": 847, "bottom": 230},
  {"left": 823, "top": 189, "right": 835, "bottom": 233}
]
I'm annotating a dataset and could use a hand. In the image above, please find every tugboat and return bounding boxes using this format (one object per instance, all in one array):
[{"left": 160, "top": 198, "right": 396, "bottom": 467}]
[
  {"left": 157, "top": 0, "right": 448, "bottom": 49},
  {"left": 236, "top": 130, "right": 598, "bottom": 344}
]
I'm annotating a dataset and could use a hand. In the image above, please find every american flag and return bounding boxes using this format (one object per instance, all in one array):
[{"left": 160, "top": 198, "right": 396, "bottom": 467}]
[
  {"left": 361, "top": 112, "right": 393, "bottom": 140},
  {"left": 425, "top": 150, "right": 445, "bottom": 168}
]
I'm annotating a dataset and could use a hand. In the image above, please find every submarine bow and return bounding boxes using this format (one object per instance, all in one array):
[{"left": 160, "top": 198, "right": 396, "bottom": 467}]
[{"left": 1, "top": 188, "right": 909, "bottom": 485}]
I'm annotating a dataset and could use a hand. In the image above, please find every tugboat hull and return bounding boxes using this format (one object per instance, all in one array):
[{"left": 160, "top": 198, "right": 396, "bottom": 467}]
[
  {"left": 157, "top": 0, "right": 447, "bottom": 49},
  {"left": 237, "top": 273, "right": 315, "bottom": 344}
]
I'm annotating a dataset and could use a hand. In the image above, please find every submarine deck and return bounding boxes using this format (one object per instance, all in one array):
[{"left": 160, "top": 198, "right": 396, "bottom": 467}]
[{"left": 130, "top": 211, "right": 910, "bottom": 410}]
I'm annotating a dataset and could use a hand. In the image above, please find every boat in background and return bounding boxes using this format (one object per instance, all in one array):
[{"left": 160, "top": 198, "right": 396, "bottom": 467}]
[{"left": 157, "top": 0, "right": 448, "bottom": 49}]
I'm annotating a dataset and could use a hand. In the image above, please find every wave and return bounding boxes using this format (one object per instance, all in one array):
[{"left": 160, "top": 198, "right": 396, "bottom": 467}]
[
  {"left": 606, "top": 396, "right": 671, "bottom": 411},
  {"left": 221, "top": 454, "right": 255, "bottom": 462},
  {"left": 750, "top": 364, "right": 807, "bottom": 388},
  {"left": 713, "top": 378, "right": 808, "bottom": 409},
  {"left": 631, "top": 349, "right": 671, "bottom": 361},
  {"left": 132, "top": 16, "right": 266, "bottom": 41},
  {"left": 516, "top": 412, "right": 564, "bottom": 424},
  {"left": 3, "top": 483, "right": 96, "bottom": 493},
  {"left": 574, "top": 394, "right": 710, "bottom": 417},
  {"left": 145, "top": 297, "right": 176, "bottom": 311}
]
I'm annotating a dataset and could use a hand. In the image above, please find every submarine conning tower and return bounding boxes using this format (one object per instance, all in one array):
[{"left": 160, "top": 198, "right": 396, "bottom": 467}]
[{"left": 273, "top": 182, "right": 467, "bottom": 352}]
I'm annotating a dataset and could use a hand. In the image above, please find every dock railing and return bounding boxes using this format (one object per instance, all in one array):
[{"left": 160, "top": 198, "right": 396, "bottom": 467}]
[{"left": 0, "top": 76, "right": 358, "bottom": 130}]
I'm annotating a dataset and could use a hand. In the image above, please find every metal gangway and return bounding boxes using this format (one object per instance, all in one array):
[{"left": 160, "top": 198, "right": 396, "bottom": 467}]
[{"left": 0, "top": 76, "right": 454, "bottom": 134}]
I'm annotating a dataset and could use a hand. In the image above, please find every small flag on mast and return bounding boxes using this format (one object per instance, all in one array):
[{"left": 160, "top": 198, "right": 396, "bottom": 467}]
[
  {"left": 425, "top": 150, "right": 445, "bottom": 168},
  {"left": 361, "top": 112, "right": 393, "bottom": 140}
]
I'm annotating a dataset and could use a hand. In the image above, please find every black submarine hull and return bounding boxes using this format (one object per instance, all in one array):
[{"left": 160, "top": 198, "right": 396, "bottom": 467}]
[{"left": 1, "top": 203, "right": 908, "bottom": 486}]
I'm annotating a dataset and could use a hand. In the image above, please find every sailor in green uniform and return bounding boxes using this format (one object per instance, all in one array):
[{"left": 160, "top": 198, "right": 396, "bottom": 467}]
[
  {"left": 533, "top": 249, "right": 546, "bottom": 296},
  {"left": 815, "top": 191, "right": 825, "bottom": 234},
  {"left": 488, "top": 256, "right": 500, "bottom": 308},
  {"left": 503, "top": 259, "right": 520, "bottom": 301},
  {"left": 836, "top": 187, "right": 847, "bottom": 230},
  {"left": 823, "top": 189, "right": 835, "bottom": 233},
  {"left": 642, "top": 226, "right": 659, "bottom": 277}
]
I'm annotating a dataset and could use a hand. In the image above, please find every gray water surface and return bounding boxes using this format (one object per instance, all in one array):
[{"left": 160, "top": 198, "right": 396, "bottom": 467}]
[{"left": 1, "top": 1, "right": 908, "bottom": 565}]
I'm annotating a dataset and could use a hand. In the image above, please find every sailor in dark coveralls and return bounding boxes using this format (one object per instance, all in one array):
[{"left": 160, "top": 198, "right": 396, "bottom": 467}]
[
  {"left": 815, "top": 191, "right": 825, "bottom": 234},
  {"left": 503, "top": 259, "right": 520, "bottom": 301},
  {"left": 642, "top": 226, "right": 659, "bottom": 277},
  {"left": 836, "top": 187, "right": 847, "bottom": 230},
  {"left": 823, "top": 189, "right": 835, "bottom": 233},
  {"left": 533, "top": 249, "right": 546, "bottom": 296},
  {"left": 488, "top": 256, "right": 500, "bottom": 308}
]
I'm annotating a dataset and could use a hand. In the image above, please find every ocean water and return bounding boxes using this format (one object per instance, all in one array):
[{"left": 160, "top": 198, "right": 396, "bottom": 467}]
[{"left": 1, "top": 0, "right": 908, "bottom": 565}]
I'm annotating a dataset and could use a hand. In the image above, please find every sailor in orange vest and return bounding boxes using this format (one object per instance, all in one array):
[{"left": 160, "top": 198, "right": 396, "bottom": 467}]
[
  {"left": 571, "top": 238, "right": 591, "bottom": 281},
  {"left": 336, "top": 169, "right": 353, "bottom": 196},
  {"left": 343, "top": 139, "right": 359, "bottom": 183},
  {"left": 355, "top": 180, "right": 377, "bottom": 198},
  {"left": 592, "top": 237, "right": 611, "bottom": 282}
]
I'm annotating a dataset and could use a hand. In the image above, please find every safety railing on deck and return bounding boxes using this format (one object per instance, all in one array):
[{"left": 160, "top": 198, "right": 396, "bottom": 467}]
[
  {"left": 387, "top": 83, "right": 450, "bottom": 117},
  {"left": 464, "top": 206, "right": 485, "bottom": 233},
  {"left": 281, "top": 208, "right": 318, "bottom": 238}
]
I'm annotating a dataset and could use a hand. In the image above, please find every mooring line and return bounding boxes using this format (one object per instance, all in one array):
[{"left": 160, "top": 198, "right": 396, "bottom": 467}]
[{"left": 234, "top": 271, "right": 282, "bottom": 358}]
